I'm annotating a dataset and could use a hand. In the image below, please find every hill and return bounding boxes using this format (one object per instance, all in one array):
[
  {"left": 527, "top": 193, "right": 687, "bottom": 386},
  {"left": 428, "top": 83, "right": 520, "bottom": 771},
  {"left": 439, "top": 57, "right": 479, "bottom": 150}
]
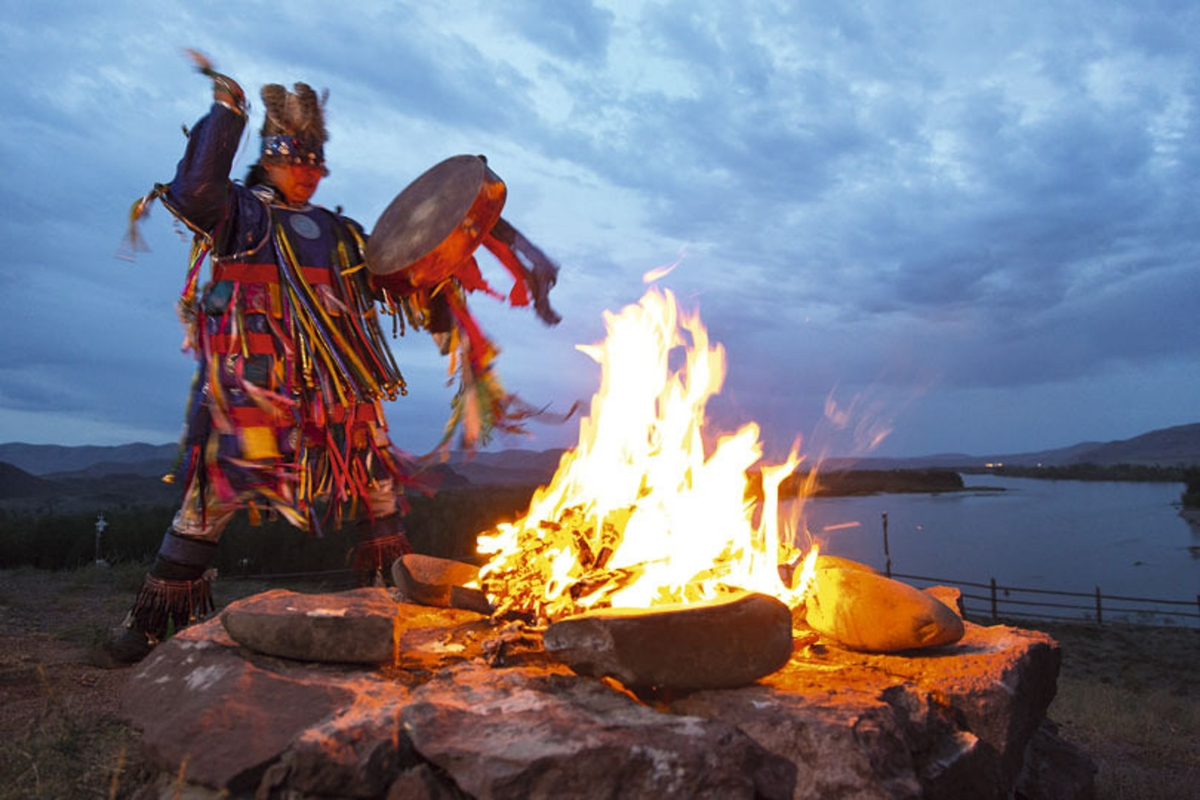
[
  {"left": 0, "top": 462, "right": 62, "bottom": 499},
  {"left": 1, "top": 421, "right": 1196, "bottom": 510},
  {"left": 822, "top": 423, "right": 1200, "bottom": 470},
  {"left": 1040, "top": 423, "right": 1200, "bottom": 467},
  {"left": 0, "top": 442, "right": 178, "bottom": 476}
]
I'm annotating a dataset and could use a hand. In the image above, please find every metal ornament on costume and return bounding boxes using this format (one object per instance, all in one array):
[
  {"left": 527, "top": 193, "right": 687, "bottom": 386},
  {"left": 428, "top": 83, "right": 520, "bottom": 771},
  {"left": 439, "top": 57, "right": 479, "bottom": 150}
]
[{"left": 261, "top": 134, "right": 326, "bottom": 169}]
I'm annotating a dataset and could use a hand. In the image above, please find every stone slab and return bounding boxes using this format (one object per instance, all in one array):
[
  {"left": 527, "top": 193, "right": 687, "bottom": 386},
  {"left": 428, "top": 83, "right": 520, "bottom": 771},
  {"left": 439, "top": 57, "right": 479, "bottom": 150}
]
[
  {"left": 393, "top": 553, "right": 493, "bottom": 614},
  {"left": 122, "top": 590, "right": 1080, "bottom": 800},
  {"left": 220, "top": 587, "right": 401, "bottom": 664},
  {"left": 543, "top": 590, "right": 793, "bottom": 690},
  {"left": 805, "top": 568, "right": 965, "bottom": 652}
]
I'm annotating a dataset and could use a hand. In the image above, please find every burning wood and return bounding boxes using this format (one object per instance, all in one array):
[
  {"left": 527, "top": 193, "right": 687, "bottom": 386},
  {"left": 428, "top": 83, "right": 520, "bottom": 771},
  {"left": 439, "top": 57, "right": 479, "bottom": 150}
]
[
  {"left": 475, "top": 289, "right": 819, "bottom": 626},
  {"left": 456, "top": 288, "right": 969, "bottom": 666}
]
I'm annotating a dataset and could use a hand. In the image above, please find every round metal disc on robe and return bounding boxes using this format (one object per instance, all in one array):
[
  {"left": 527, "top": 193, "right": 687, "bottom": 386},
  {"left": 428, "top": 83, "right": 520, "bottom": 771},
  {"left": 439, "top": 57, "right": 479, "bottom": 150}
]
[{"left": 366, "top": 155, "right": 507, "bottom": 292}]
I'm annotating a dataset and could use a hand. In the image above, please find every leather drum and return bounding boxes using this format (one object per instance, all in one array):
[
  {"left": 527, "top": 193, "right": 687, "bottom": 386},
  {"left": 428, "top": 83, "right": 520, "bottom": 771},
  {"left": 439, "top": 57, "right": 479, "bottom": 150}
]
[{"left": 366, "top": 155, "right": 507, "bottom": 292}]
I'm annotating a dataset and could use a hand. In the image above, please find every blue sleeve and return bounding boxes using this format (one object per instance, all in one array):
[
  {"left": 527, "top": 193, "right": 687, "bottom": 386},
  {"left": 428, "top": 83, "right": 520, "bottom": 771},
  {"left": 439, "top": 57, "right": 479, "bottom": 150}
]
[{"left": 163, "top": 103, "right": 248, "bottom": 235}]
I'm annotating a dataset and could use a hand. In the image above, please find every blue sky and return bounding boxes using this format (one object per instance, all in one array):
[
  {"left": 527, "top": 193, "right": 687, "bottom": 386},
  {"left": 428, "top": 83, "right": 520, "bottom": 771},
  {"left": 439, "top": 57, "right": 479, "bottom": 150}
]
[{"left": 1, "top": 0, "right": 1197, "bottom": 460}]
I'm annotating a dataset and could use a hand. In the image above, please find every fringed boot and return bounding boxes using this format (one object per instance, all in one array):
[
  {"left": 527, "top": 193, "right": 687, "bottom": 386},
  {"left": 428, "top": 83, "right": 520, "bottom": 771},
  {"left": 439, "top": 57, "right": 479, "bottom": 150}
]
[
  {"left": 353, "top": 513, "right": 413, "bottom": 586},
  {"left": 92, "top": 528, "right": 218, "bottom": 667}
]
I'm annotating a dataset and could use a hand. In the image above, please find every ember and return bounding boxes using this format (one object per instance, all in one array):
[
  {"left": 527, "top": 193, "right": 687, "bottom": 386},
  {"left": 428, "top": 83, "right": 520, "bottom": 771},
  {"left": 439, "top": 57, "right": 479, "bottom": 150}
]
[{"left": 477, "top": 288, "right": 819, "bottom": 621}]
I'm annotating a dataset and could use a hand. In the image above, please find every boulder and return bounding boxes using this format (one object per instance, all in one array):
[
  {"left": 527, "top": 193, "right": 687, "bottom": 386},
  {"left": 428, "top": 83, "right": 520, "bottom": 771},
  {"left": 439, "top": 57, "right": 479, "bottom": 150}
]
[
  {"left": 815, "top": 554, "right": 877, "bottom": 573},
  {"left": 220, "top": 587, "right": 400, "bottom": 664},
  {"left": 805, "top": 567, "right": 964, "bottom": 652},
  {"left": 1015, "top": 720, "right": 1097, "bottom": 800},
  {"left": 675, "top": 621, "right": 1063, "bottom": 800},
  {"left": 924, "top": 584, "right": 965, "bottom": 617},
  {"left": 122, "top": 590, "right": 1083, "bottom": 800},
  {"left": 400, "top": 661, "right": 795, "bottom": 799},
  {"left": 393, "top": 553, "right": 493, "bottom": 614},
  {"left": 123, "top": 621, "right": 359, "bottom": 793},
  {"left": 543, "top": 590, "right": 793, "bottom": 690}
]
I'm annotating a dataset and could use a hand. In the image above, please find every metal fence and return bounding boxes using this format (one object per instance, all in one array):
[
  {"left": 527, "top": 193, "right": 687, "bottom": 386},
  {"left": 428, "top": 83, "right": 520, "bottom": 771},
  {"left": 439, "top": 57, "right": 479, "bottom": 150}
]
[{"left": 891, "top": 570, "right": 1200, "bottom": 628}]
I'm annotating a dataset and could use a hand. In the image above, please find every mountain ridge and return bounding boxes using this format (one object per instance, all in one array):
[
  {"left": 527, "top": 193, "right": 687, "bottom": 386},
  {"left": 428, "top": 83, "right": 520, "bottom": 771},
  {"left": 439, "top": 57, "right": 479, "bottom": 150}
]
[{"left": 1, "top": 422, "right": 1196, "bottom": 496}]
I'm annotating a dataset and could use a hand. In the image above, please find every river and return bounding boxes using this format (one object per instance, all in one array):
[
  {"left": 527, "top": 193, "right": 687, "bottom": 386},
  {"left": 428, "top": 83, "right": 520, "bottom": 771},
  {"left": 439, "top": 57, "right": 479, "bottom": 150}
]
[{"left": 790, "top": 475, "right": 1200, "bottom": 624}]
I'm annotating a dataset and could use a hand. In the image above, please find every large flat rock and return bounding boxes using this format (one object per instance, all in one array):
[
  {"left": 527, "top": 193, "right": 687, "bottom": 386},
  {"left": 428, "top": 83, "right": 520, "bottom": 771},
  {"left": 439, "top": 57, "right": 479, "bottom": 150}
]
[
  {"left": 122, "top": 590, "right": 1082, "bottom": 800},
  {"left": 543, "top": 590, "right": 793, "bottom": 690},
  {"left": 400, "top": 661, "right": 794, "bottom": 799},
  {"left": 221, "top": 587, "right": 402, "bottom": 664},
  {"left": 674, "top": 622, "right": 1060, "bottom": 799}
]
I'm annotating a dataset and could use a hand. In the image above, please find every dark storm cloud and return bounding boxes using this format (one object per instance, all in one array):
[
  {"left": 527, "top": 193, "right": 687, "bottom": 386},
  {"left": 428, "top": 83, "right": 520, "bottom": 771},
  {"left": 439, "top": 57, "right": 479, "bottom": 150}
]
[{"left": 0, "top": 0, "right": 1196, "bottom": 455}]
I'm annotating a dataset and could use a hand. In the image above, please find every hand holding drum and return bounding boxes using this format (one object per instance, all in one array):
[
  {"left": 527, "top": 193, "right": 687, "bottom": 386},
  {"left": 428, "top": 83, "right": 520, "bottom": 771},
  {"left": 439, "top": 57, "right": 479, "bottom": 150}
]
[{"left": 367, "top": 155, "right": 561, "bottom": 325}]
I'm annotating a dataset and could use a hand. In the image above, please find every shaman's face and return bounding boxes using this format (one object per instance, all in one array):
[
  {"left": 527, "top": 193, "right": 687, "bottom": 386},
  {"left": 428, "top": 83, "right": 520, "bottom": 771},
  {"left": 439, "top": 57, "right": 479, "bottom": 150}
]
[{"left": 264, "top": 162, "right": 324, "bottom": 206}]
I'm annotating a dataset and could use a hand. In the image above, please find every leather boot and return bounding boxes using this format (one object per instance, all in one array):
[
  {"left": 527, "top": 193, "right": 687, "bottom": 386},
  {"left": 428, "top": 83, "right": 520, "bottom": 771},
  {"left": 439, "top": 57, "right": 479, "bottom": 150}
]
[{"left": 91, "top": 527, "right": 218, "bottom": 668}]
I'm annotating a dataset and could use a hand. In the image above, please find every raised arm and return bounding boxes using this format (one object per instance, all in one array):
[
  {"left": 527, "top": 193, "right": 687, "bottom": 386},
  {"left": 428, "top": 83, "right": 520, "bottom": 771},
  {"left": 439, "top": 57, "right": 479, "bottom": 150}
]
[{"left": 162, "top": 74, "right": 248, "bottom": 235}]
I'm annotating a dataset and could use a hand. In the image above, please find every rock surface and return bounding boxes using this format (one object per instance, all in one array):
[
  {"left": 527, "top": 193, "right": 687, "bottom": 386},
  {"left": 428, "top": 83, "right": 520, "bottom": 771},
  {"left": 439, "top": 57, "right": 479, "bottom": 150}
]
[
  {"left": 220, "top": 587, "right": 402, "bottom": 664},
  {"left": 401, "top": 661, "right": 794, "bottom": 799},
  {"left": 393, "top": 554, "right": 493, "bottom": 615},
  {"left": 543, "top": 590, "right": 793, "bottom": 690},
  {"left": 805, "top": 567, "right": 965, "bottom": 652},
  {"left": 123, "top": 590, "right": 1085, "bottom": 800}
]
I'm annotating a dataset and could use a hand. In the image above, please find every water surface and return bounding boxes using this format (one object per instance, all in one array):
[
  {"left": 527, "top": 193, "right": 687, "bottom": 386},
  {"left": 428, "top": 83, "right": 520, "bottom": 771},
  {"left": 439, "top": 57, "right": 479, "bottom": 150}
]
[{"left": 790, "top": 475, "right": 1199, "bottom": 622}]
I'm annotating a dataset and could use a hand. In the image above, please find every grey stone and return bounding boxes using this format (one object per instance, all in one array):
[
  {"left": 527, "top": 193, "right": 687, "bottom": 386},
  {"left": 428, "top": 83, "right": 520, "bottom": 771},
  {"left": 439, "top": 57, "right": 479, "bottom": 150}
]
[
  {"left": 543, "top": 590, "right": 793, "bottom": 690},
  {"left": 400, "top": 660, "right": 796, "bottom": 800},
  {"left": 675, "top": 621, "right": 1062, "bottom": 800},
  {"left": 392, "top": 553, "right": 492, "bottom": 614},
  {"left": 122, "top": 592, "right": 1074, "bottom": 800},
  {"left": 386, "top": 763, "right": 470, "bottom": 800},
  {"left": 122, "top": 620, "right": 356, "bottom": 793},
  {"left": 220, "top": 587, "right": 399, "bottom": 664},
  {"left": 924, "top": 584, "right": 965, "bottom": 617},
  {"left": 1016, "top": 720, "right": 1097, "bottom": 800},
  {"left": 805, "top": 567, "right": 965, "bottom": 652},
  {"left": 815, "top": 554, "right": 878, "bottom": 573}
]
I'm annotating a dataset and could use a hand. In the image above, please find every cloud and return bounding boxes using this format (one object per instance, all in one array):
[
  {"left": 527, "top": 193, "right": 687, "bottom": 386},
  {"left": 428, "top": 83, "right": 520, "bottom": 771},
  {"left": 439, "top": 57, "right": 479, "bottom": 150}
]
[{"left": 0, "top": 0, "right": 1197, "bottom": 457}]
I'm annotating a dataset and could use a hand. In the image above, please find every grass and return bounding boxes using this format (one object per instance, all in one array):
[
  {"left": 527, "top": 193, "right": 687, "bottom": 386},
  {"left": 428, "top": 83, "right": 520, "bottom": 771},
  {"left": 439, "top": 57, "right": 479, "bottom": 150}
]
[
  {"left": 1024, "top": 620, "right": 1200, "bottom": 800},
  {"left": 1052, "top": 681, "right": 1199, "bottom": 799},
  {"left": 0, "top": 665, "right": 150, "bottom": 799}
]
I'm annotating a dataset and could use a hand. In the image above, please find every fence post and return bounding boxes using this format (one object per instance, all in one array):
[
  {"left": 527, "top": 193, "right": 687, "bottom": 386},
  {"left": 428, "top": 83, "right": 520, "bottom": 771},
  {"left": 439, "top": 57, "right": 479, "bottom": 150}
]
[
  {"left": 882, "top": 513, "right": 891, "bottom": 578},
  {"left": 990, "top": 577, "right": 998, "bottom": 619},
  {"left": 1095, "top": 586, "right": 1103, "bottom": 626}
]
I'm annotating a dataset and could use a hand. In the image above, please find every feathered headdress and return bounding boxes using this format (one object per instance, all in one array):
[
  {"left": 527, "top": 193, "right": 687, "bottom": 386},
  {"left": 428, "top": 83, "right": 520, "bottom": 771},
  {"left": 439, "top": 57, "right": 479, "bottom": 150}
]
[{"left": 259, "top": 82, "right": 329, "bottom": 168}]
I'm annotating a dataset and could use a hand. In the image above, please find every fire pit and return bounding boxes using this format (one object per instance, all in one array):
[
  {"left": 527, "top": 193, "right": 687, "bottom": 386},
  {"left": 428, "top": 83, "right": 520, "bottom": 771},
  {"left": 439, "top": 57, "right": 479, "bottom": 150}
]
[
  {"left": 120, "top": 290, "right": 1095, "bottom": 797},
  {"left": 123, "top": 591, "right": 1091, "bottom": 798}
]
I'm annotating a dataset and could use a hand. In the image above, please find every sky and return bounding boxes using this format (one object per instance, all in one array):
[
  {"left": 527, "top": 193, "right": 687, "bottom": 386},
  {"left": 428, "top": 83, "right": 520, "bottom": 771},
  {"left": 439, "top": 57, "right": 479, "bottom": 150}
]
[{"left": 1, "top": 0, "right": 1197, "bottom": 461}]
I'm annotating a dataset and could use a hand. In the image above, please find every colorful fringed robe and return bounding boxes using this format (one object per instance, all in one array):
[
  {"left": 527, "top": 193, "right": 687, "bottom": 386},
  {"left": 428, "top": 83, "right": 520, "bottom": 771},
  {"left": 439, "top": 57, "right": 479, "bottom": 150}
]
[{"left": 150, "top": 102, "right": 414, "bottom": 533}]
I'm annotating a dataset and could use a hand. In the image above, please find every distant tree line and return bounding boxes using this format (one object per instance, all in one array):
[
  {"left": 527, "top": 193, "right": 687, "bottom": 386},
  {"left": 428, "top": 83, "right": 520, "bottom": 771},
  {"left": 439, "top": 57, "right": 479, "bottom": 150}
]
[
  {"left": 960, "top": 462, "right": 1192, "bottom": 483},
  {"left": 0, "top": 485, "right": 538, "bottom": 572},
  {"left": 759, "top": 469, "right": 964, "bottom": 500}
]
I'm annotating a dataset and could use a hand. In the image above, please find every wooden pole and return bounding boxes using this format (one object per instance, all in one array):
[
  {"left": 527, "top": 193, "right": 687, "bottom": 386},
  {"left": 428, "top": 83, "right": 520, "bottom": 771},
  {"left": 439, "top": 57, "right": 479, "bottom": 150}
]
[
  {"left": 1095, "top": 586, "right": 1103, "bottom": 626},
  {"left": 990, "top": 577, "right": 998, "bottom": 619},
  {"left": 882, "top": 513, "right": 891, "bottom": 578}
]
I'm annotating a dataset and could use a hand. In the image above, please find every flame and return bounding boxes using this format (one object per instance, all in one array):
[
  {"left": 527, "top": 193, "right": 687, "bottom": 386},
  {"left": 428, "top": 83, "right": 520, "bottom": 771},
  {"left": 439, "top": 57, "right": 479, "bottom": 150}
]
[{"left": 476, "top": 288, "right": 818, "bottom": 621}]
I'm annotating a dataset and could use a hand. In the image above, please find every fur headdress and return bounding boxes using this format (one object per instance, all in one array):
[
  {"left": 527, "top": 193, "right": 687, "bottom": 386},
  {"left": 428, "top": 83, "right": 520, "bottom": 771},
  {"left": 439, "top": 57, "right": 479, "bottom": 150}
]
[{"left": 259, "top": 82, "right": 328, "bottom": 168}]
